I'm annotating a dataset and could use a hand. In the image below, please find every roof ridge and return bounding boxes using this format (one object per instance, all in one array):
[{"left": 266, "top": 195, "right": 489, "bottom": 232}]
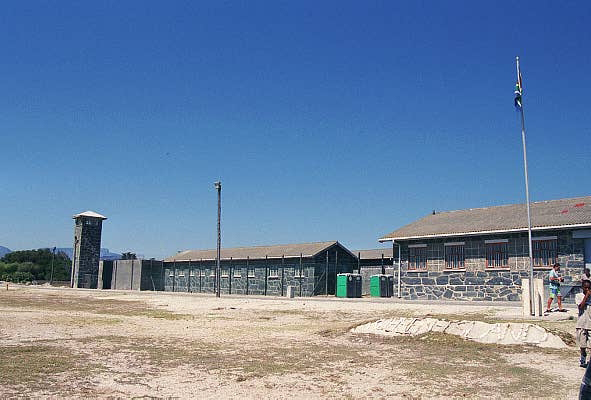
[
  {"left": 177, "top": 240, "right": 338, "bottom": 254},
  {"left": 429, "top": 195, "right": 591, "bottom": 215}
]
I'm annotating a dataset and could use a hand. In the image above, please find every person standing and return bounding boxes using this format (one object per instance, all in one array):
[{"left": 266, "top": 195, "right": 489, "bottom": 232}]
[
  {"left": 577, "top": 280, "right": 591, "bottom": 367},
  {"left": 546, "top": 262, "right": 565, "bottom": 313}
]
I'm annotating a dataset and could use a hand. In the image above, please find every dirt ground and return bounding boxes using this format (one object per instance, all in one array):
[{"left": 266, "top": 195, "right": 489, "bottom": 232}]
[{"left": 0, "top": 285, "right": 583, "bottom": 399}]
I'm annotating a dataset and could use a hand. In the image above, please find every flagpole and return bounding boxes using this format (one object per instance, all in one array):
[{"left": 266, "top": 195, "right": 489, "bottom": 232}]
[{"left": 516, "top": 56, "right": 535, "bottom": 316}]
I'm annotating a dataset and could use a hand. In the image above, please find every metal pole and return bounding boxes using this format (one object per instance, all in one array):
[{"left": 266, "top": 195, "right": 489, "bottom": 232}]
[
  {"left": 246, "top": 256, "right": 250, "bottom": 295},
  {"left": 215, "top": 181, "right": 221, "bottom": 298},
  {"left": 395, "top": 241, "right": 401, "bottom": 298},
  {"left": 325, "top": 251, "right": 329, "bottom": 296},
  {"left": 299, "top": 253, "right": 303, "bottom": 297},
  {"left": 71, "top": 236, "right": 78, "bottom": 288},
  {"left": 516, "top": 57, "right": 535, "bottom": 315},
  {"left": 50, "top": 247, "right": 56, "bottom": 285}
]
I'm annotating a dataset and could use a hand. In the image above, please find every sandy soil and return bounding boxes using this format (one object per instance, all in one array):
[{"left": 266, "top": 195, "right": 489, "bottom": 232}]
[{"left": 0, "top": 285, "right": 583, "bottom": 399}]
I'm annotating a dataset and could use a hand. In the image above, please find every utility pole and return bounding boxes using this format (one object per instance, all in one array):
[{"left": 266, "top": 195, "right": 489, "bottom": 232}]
[
  {"left": 214, "top": 181, "right": 222, "bottom": 298},
  {"left": 50, "top": 246, "right": 56, "bottom": 285}
]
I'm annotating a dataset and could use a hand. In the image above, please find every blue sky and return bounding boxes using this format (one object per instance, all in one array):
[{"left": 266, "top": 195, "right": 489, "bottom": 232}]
[{"left": 1, "top": 1, "right": 590, "bottom": 259}]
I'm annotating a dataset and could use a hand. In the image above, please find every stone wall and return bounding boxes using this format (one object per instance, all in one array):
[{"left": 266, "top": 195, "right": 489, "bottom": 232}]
[
  {"left": 161, "top": 244, "right": 358, "bottom": 297},
  {"left": 163, "top": 260, "right": 318, "bottom": 297},
  {"left": 393, "top": 229, "right": 586, "bottom": 301},
  {"left": 72, "top": 217, "right": 103, "bottom": 289}
]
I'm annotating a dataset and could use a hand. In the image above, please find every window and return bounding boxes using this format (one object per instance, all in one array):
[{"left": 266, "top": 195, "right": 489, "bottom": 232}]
[
  {"left": 200, "top": 269, "right": 206, "bottom": 277},
  {"left": 221, "top": 268, "right": 229, "bottom": 278},
  {"left": 269, "top": 267, "right": 279, "bottom": 278},
  {"left": 168, "top": 270, "right": 174, "bottom": 277},
  {"left": 445, "top": 243, "right": 465, "bottom": 269},
  {"left": 533, "top": 238, "right": 557, "bottom": 267},
  {"left": 247, "top": 267, "right": 255, "bottom": 278},
  {"left": 210, "top": 269, "right": 216, "bottom": 277},
  {"left": 408, "top": 245, "right": 427, "bottom": 270},
  {"left": 233, "top": 268, "right": 242, "bottom": 278},
  {"left": 189, "top": 269, "right": 195, "bottom": 277},
  {"left": 486, "top": 241, "right": 509, "bottom": 268},
  {"left": 178, "top": 270, "right": 185, "bottom": 277}
]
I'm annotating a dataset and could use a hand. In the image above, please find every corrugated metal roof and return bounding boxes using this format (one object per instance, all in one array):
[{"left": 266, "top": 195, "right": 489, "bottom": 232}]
[
  {"left": 165, "top": 241, "right": 351, "bottom": 262},
  {"left": 380, "top": 196, "right": 591, "bottom": 241},
  {"left": 353, "top": 248, "right": 394, "bottom": 259},
  {"left": 72, "top": 211, "right": 107, "bottom": 220}
]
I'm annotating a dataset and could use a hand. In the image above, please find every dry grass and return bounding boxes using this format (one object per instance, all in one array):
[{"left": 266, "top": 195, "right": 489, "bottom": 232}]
[
  {"left": 0, "top": 287, "right": 580, "bottom": 399},
  {"left": 0, "top": 344, "right": 104, "bottom": 397},
  {"left": 0, "top": 290, "right": 190, "bottom": 320}
]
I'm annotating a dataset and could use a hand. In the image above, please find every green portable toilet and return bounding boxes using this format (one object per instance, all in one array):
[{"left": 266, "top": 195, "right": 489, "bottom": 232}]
[
  {"left": 370, "top": 275, "right": 382, "bottom": 297},
  {"left": 337, "top": 273, "right": 362, "bottom": 298},
  {"left": 336, "top": 273, "right": 349, "bottom": 298},
  {"left": 371, "top": 274, "right": 394, "bottom": 297}
]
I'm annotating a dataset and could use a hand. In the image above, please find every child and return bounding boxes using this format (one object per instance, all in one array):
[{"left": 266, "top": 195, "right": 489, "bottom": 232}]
[{"left": 576, "top": 279, "right": 591, "bottom": 367}]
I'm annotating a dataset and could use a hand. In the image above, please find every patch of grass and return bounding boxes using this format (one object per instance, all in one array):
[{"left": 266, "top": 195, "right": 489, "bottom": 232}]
[
  {"left": 73, "top": 334, "right": 375, "bottom": 382},
  {"left": 0, "top": 290, "right": 190, "bottom": 320},
  {"left": 0, "top": 344, "right": 104, "bottom": 392},
  {"left": 355, "top": 331, "right": 570, "bottom": 398}
]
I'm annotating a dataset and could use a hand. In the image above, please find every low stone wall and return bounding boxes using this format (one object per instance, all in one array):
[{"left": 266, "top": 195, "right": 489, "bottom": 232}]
[{"left": 397, "top": 269, "right": 582, "bottom": 302}]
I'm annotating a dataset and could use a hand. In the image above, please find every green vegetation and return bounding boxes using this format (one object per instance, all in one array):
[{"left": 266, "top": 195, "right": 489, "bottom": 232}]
[{"left": 0, "top": 248, "right": 70, "bottom": 282}]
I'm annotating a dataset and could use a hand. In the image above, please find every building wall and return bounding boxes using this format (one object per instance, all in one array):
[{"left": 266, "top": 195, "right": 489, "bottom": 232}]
[
  {"left": 98, "top": 259, "right": 165, "bottom": 291},
  {"left": 312, "top": 246, "right": 357, "bottom": 295},
  {"left": 358, "top": 257, "right": 393, "bottom": 296},
  {"left": 393, "top": 229, "right": 585, "bottom": 301},
  {"left": 163, "top": 259, "right": 318, "bottom": 297},
  {"left": 162, "top": 245, "right": 358, "bottom": 297}
]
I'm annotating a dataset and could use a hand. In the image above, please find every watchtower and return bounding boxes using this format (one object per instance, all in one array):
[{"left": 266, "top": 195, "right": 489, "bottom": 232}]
[{"left": 71, "top": 211, "right": 107, "bottom": 288}]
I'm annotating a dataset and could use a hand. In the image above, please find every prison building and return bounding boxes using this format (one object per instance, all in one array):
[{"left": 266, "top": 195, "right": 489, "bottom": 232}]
[
  {"left": 98, "top": 259, "right": 165, "bottom": 291},
  {"left": 162, "top": 241, "right": 358, "bottom": 297},
  {"left": 353, "top": 248, "right": 395, "bottom": 296},
  {"left": 378, "top": 196, "right": 591, "bottom": 302}
]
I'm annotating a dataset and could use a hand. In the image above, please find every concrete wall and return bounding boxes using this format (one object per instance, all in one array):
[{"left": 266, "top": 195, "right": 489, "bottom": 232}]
[{"left": 99, "top": 259, "right": 164, "bottom": 291}]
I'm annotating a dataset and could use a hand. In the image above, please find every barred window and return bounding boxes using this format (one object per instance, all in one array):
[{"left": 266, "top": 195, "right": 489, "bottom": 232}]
[
  {"left": 221, "top": 268, "right": 229, "bottom": 278},
  {"left": 200, "top": 269, "right": 206, "bottom": 277},
  {"left": 247, "top": 267, "right": 255, "bottom": 278},
  {"left": 445, "top": 244, "right": 465, "bottom": 269},
  {"left": 533, "top": 239, "right": 557, "bottom": 267},
  {"left": 233, "top": 268, "right": 242, "bottom": 278},
  {"left": 269, "top": 267, "right": 279, "bottom": 277},
  {"left": 486, "top": 242, "right": 508, "bottom": 268},
  {"left": 408, "top": 246, "right": 427, "bottom": 270}
]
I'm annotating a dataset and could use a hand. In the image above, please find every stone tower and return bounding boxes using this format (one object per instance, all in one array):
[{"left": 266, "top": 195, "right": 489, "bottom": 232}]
[{"left": 71, "top": 211, "right": 107, "bottom": 289}]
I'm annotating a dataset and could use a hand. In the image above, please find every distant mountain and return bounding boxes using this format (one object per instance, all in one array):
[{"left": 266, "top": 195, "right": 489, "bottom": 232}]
[
  {"left": 0, "top": 246, "right": 11, "bottom": 258},
  {"left": 54, "top": 248, "right": 122, "bottom": 261}
]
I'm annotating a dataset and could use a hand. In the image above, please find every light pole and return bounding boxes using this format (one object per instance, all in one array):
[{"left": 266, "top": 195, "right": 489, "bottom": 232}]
[
  {"left": 50, "top": 246, "right": 56, "bottom": 285},
  {"left": 214, "top": 181, "right": 222, "bottom": 298}
]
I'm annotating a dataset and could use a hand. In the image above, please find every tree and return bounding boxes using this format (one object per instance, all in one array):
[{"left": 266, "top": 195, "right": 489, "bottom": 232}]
[
  {"left": 121, "top": 252, "right": 137, "bottom": 260},
  {"left": 0, "top": 249, "right": 71, "bottom": 282}
]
